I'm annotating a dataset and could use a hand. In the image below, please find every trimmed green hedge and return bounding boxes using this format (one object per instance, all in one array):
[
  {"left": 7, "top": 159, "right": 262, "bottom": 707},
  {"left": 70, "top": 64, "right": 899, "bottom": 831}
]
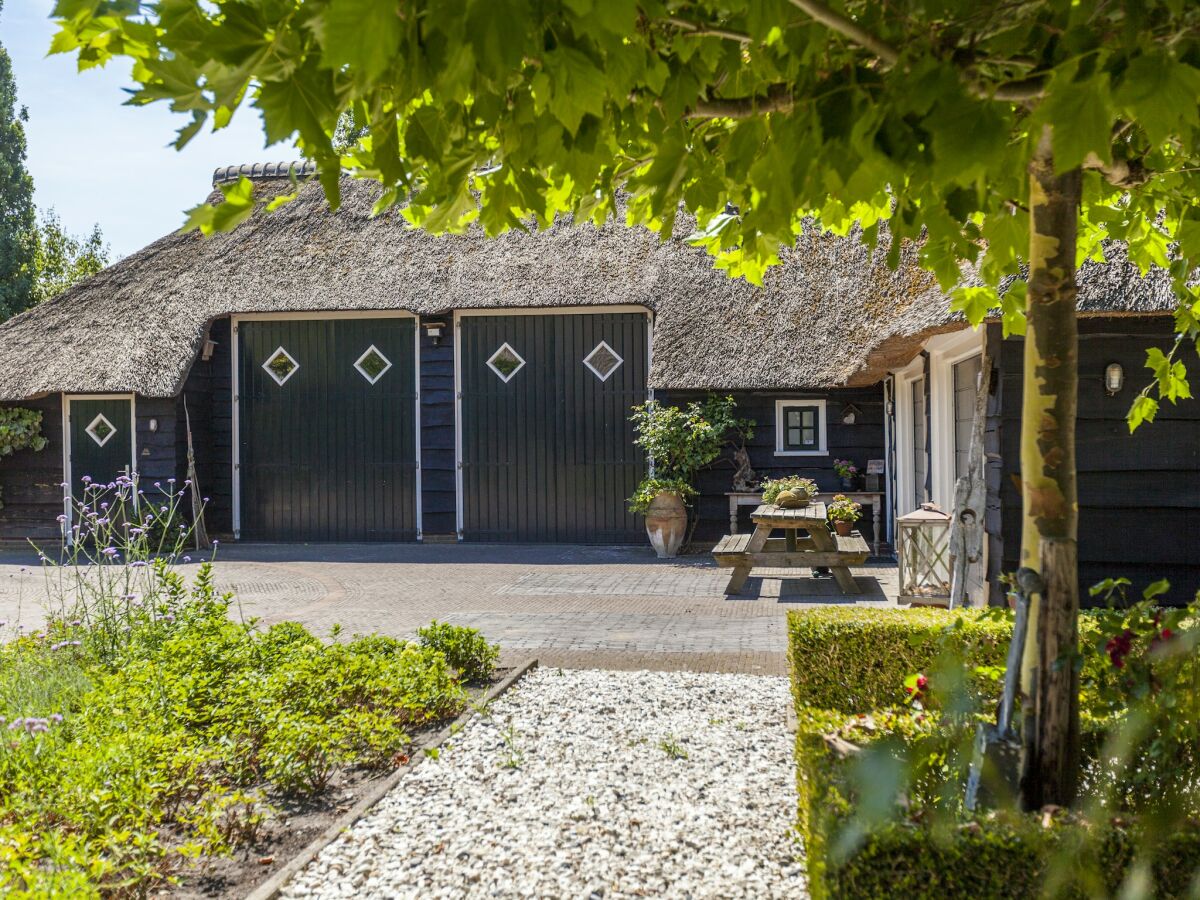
[
  {"left": 787, "top": 607, "right": 1010, "bottom": 713},
  {"left": 788, "top": 607, "right": 1200, "bottom": 899}
]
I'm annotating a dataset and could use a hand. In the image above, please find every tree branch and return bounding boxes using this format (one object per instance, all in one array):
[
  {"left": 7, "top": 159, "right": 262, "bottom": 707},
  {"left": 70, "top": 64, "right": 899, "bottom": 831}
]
[
  {"left": 786, "top": 0, "right": 900, "bottom": 66},
  {"left": 687, "top": 84, "right": 794, "bottom": 120},
  {"left": 667, "top": 16, "right": 751, "bottom": 44},
  {"left": 786, "top": 0, "right": 1048, "bottom": 102}
]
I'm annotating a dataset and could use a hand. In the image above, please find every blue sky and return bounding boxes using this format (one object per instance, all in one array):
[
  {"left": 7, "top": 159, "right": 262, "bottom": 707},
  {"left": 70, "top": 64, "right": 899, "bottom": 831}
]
[{"left": 5, "top": 1, "right": 298, "bottom": 258}]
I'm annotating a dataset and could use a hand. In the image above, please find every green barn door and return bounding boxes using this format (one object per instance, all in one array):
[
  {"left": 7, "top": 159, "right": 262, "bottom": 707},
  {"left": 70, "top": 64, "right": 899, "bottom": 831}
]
[
  {"left": 68, "top": 397, "right": 133, "bottom": 501},
  {"left": 459, "top": 312, "right": 647, "bottom": 543},
  {"left": 237, "top": 317, "right": 417, "bottom": 542}
]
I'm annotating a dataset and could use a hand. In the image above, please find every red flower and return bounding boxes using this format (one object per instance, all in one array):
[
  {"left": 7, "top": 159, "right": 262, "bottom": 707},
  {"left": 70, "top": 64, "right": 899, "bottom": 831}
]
[
  {"left": 1106, "top": 629, "right": 1135, "bottom": 669},
  {"left": 916, "top": 674, "right": 929, "bottom": 690}
]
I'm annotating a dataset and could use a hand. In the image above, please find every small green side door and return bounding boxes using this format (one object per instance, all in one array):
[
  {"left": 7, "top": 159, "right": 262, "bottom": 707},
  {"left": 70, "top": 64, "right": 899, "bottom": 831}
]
[{"left": 68, "top": 397, "right": 134, "bottom": 501}]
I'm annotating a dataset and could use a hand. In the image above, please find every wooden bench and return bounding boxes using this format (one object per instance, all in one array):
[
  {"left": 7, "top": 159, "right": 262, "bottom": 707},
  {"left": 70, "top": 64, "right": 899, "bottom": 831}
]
[{"left": 712, "top": 502, "right": 869, "bottom": 595}]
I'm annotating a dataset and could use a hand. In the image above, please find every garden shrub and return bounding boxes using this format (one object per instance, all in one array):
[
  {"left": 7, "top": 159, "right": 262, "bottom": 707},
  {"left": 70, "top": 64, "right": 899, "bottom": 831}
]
[
  {"left": 417, "top": 620, "right": 500, "bottom": 683},
  {"left": 788, "top": 605, "right": 1200, "bottom": 899}
]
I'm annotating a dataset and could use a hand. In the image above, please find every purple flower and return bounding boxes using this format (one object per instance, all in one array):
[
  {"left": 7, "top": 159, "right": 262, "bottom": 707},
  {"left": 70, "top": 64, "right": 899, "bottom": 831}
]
[
  {"left": 153, "top": 482, "right": 161, "bottom": 489},
  {"left": 182, "top": 556, "right": 192, "bottom": 563},
  {"left": 56, "top": 514, "right": 67, "bottom": 523},
  {"left": 101, "top": 547, "right": 118, "bottom": 557},
  {"left": 129, "top": 561, "right": 149, "bottom": 568},
  {"left": 212, "top": 539, "right": 220, "bottom": 546},
  {"left": 49, "top": 713, "right": 63, "bottom": 724},
  {"left": 81, "top": 476, "right": 92, "bottom": 484},
  {"left": 168, "top": 478, "right": 176, "bottom": 484}
]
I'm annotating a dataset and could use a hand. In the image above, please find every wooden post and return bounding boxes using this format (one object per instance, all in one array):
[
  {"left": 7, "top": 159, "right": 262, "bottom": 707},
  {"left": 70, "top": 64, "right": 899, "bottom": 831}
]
[{"left": 1018, "top": 126, "right": 1081, "bottom": 810}]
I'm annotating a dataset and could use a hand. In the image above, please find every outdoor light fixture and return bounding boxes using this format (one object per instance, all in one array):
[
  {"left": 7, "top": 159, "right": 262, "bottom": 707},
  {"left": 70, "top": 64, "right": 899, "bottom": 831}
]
[
  {"left": 841, "top": 403, "right": 861, "bottom": 425},
  {"left": 201, "top": 338, "right": 217, "bottom": 361},
  {"left": 423, "top": 319, "right": 447, "bottom": 346},
  {"left": 1105, "top": 362, "right": 1124, "bottom": 396},
  {"left": 148, "top": 418, "right": 158, "bottom": 432}
]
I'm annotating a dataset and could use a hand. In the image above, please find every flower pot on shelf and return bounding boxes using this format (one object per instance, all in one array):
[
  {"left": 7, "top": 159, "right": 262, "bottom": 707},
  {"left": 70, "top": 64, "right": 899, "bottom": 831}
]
[
  {"left": 839, "top": 477, "right": 857, "bottom": 491},
  {"left": 833, "top": 520, "right": 853, "bottom": 537},
  {"left": 644, "top": 490, "right": 687, "bottom": 559}
]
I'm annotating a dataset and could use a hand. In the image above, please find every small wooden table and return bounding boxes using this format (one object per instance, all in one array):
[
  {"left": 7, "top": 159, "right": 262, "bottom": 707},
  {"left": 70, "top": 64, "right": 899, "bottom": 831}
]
[
  {"left": 726, "top": 491, "right": 884, "bottom": 555},
  {"left": 712, "top": 502, "right": 869, "bottom": 596}
]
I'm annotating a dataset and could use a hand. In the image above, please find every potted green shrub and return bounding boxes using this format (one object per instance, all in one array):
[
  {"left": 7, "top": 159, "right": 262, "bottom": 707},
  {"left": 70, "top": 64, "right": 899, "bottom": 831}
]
[
  {"left": 628, "top": 396, "right": 752, "bottom": 558},
  {"left": 827, "top": 493, "right": 863, "bottom": 536},
  {"left": 761, "top": 475, "right": 819, "bottom": 509}
]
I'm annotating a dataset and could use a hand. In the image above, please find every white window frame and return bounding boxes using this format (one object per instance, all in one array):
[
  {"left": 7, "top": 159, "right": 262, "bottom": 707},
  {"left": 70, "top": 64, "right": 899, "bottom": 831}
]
[
  {"left": 773, "top": 398, "right": 827, "bottom": 456},
  {"left": 926, "top": 329, "right": 985, "bottom": 510},
  {"left": 582, "top": 340, "right": 624, "bottom": 382},
  {"left": 891, "top": 357, "right": 926, "bottom": 518}
]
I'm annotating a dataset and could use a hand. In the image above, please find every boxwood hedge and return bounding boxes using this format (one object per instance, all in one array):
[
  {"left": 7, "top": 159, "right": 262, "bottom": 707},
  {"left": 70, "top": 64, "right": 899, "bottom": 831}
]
[{"left": 788, "top": 607, "right": 1200, "bottom": 899}]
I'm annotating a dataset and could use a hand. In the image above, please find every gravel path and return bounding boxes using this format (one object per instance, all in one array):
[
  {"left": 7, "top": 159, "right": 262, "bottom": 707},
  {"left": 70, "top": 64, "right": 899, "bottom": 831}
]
[{"left": 282, "top": 668, "right": 805, "bottom": 899}]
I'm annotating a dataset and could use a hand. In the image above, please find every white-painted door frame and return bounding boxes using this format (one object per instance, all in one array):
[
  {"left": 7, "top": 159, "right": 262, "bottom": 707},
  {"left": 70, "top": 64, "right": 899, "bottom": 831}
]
[
  {"left": 230, "top": 311, "right": 422, "bottom": 541},
  {"left": 452, "top": 305, "right": 654, "bottom": 541},
  {"left": 61, "top": 392, "right": 138, "bottom": 538}
]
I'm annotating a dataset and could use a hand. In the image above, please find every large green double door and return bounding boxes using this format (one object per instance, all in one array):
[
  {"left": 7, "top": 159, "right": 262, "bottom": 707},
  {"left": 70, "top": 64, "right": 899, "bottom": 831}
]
[
  {"left": 237, "top": 317, "right": 417, "bottom": 541},
  {"left": 458, "top": 312, "right": 648, "bottom": 543}
]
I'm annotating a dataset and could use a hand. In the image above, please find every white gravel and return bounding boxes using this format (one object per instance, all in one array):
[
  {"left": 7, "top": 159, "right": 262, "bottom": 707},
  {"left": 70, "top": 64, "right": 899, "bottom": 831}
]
[{"left": 281, "top": 667, "right": 805, "bottom": 899}]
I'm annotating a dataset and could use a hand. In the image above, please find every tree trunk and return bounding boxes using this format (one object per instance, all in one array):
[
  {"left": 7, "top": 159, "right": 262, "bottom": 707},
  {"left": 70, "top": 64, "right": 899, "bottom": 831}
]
[{"left": 1018, "top": 126, "right": 1081, "bottom": 810}]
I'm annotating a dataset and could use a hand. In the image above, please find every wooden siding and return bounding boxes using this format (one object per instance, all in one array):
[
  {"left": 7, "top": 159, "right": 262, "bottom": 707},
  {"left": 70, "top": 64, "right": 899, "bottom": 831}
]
[
  {"left": 986, "top": 316, "right": 1200, "bottom": 606},
  {"left": 663, "top": 387, "right": 887, "bottom": 547},
  {"left": 0, "top": 395, "right": 64, "bottom": 543},
  {"left": 420, "top": 315, "right": 456, "bottom": 537},
  {"left": 178, "top": 318, "right": 235, "bottom": 537}
]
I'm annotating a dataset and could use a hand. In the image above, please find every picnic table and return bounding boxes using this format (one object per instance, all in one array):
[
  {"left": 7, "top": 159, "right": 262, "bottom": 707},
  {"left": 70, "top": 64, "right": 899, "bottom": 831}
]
[{"left": 712, "top": 502, "right": 869, "bottom": 596}]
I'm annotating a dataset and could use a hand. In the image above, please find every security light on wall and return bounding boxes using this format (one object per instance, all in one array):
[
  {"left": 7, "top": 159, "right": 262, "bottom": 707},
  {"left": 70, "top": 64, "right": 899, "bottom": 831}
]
[
  {"left": 423, "top": 320, "right": 447, "bottom": 345},
  {"left": 1104, "top": 362, "right": 1124, "bottom": 396},
  {"left": 841, "top": 403, "right": 861, "bottom": 425}
]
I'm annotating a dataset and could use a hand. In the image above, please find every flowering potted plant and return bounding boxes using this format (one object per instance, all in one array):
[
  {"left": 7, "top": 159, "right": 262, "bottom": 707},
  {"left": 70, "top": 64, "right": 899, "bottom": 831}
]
[
  {"left": 761, "top": 475, "right": 818, "bottom": 509},
  {"left": 833, "top": 458, "right": 859, "bottom": 490},
  {"left": 827, "top": 493, "right": 862, "bottom": 536}
]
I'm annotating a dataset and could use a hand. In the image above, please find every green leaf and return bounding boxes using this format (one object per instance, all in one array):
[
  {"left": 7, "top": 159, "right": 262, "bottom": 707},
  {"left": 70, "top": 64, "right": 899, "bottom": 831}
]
[
  {"left": 950, "top": 286, "right": 996, "bottom": 327},
  {"left": 319, "top": 0, "right": 404, "bottom": 80},
  {"left": 1142, "top": 578, "right": 1171, "bottom": 601},
  {"left": 1039, "top": 74, "right": 1113, "bottom": 171},
  {"left": 546, "top": 46, "right": 608, "bottom": 135},
  {"left": 180, "top": 176, "right": 258, "bottom": 236},
  {"left": 253, "top": 59, "right": 339, "bottom": 148},
  {"left": 1127, "top": 395, "right": 1158, "bottom": 432},
  {"left": 1114, "top": 53, "right": 1200, "bottom": 146}
]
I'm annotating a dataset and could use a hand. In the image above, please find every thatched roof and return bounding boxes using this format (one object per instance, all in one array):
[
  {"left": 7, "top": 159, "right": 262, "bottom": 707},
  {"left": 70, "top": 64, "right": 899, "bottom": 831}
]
[{"left": 0, "top": 175, "right": 1178, "bottom": 402}]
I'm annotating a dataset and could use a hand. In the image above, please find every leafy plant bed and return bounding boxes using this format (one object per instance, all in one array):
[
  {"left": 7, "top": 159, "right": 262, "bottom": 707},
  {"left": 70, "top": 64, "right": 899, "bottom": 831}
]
[
  {"left": 170, "top": 670, "right": 514, "bottom": 900},
  {"left": 0, "top": 477, "right": 505, "bottom": 897},
  {"left": 788, "top": 602, "right": 1200, "bottom": 899}
]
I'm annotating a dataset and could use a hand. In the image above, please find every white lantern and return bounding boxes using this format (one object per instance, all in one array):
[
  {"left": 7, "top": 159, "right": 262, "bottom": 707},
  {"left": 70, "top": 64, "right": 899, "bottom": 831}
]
[{"left": 896, "top": 503, "right": 952, "bottom": 607}]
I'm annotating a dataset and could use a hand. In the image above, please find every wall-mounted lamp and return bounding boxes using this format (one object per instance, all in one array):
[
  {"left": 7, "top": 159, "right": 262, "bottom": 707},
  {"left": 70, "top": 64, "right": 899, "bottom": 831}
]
[
  {"left": 201, "top": 339, "right": 218, "bottom": 361},
  {"left": 423, "top": 319, "right": 447, "bottom": 346},
  {"left": 148, "top": 418, "right": 158, "bottom": 433},
  {"left": 1104, "top": 362, "right": 1124, "bottom": 396},
  {"left": 841, "top": 403, "right": 861, "bottom": 425}
]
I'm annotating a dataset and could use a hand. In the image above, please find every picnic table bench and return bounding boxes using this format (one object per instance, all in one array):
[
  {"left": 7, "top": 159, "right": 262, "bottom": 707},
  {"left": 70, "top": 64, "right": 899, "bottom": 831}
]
[{"left": 712, "top": 502, "right": 869, "bottom": 595}]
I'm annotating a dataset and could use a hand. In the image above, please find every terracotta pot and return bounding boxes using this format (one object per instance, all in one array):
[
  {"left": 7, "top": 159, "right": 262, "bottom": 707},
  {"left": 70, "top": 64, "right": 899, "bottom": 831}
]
[
  {"left": 833, "top": 519, "right": 853, "bottom": 537},
  {"left": 645, "top": 491, "right": 687, "bottom": 559}
]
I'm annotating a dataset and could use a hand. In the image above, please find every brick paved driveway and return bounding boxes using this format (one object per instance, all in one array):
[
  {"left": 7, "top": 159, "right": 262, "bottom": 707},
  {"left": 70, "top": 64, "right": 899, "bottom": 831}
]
[{"left": 0, "top": 544, "right": 899, "bottom": 675}]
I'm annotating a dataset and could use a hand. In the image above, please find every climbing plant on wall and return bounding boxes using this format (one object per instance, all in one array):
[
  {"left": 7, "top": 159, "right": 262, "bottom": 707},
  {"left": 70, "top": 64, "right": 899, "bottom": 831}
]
[{"left": 0, "top": 407, "right": 48, "bottom": 510}]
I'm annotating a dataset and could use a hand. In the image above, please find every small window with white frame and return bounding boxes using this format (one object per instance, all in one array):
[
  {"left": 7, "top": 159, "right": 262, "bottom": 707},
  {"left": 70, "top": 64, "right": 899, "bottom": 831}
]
[{"left": 775, "top": 398, "right": 827, "bottom": 455}]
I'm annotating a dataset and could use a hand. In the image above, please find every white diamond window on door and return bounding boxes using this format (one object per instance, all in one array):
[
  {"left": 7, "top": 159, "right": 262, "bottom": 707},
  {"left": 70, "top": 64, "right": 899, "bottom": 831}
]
[
  {"left": 487, "top": 343, "right": 526, "bottom": 382},
  {"left": 262, "top": 347, "right": 299, "bottom": 386},
  {"left": 354, "top": 345, "right": 393, "bottom": 384},
  {"left": 85, "top": 413, "right": 117, "bottom": 447},
  {"left": 583, "top": 340, "right": 623, "bottom": 382}
]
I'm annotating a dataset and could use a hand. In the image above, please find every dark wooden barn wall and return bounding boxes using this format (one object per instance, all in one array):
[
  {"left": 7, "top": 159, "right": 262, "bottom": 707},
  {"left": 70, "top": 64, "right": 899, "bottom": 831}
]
[
  {"left": 0, "top": 395, "right": 64, "bottom": 544},
  {"left": 420, "top": 315, "right": 456, "bottom": 538},
  {"left": 987, "top": 316, "right": 1200, "bottom": 605},
  {"left": 661, "top": 387, "right": 887, "bottom": 546},
  {"left": 174, "top": 318, "right": 233, "bottom": 537}
]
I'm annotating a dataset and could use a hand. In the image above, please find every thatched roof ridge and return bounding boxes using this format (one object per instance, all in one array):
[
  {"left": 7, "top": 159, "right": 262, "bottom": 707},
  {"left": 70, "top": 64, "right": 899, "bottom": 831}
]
[{"left": 0, "top": 177, "right": 1177, "bottom": 401}]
